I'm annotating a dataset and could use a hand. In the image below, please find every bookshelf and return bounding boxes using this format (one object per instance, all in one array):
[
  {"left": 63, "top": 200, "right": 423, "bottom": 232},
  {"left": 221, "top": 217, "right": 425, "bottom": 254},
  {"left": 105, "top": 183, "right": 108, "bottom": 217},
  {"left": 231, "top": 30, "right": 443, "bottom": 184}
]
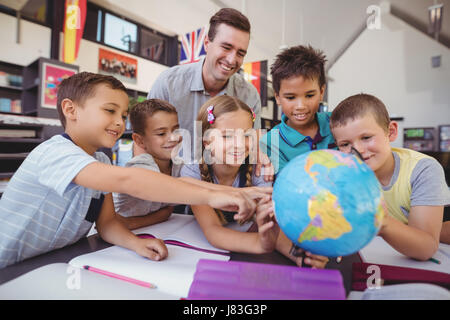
[
  {"left": 0, "top": 58, "right": 148, "bottom": 196},
  {"left": 0, "top": 114, "right": 63, "bottom": 197},
  {"left": 0, "top": 61, "right": 23, "bottom": 114}
]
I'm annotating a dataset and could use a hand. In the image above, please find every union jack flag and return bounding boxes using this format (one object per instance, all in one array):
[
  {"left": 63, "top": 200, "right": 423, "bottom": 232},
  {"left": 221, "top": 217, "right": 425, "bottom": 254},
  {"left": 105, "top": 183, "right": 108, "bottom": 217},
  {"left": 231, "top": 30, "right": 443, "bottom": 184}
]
[{"left": 179, "top": 26, "right": 207, "bottom": 65}]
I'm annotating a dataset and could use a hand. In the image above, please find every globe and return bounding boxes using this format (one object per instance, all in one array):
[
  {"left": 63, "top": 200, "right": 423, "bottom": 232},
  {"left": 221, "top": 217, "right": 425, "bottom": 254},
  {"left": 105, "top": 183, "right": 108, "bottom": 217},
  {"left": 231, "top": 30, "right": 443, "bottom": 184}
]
[{"left": 273, "top": 149, "right": 385, "bottom": 257}]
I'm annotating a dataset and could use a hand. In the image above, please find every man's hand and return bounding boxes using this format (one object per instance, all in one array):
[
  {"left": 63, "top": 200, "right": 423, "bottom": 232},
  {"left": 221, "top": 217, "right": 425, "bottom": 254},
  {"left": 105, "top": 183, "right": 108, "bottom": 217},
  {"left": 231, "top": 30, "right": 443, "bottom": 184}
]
[{"left": 255, "top": 150, "right": 274, "bottom": 182}]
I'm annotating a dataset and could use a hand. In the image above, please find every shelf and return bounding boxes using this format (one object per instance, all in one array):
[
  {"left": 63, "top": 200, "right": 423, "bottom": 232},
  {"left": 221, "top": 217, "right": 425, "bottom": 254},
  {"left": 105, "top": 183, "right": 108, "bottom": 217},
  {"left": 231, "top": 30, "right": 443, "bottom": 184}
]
[
  {"left": 0, "top": 85, "right": 23, "bottom": 91},
  {"left": 0, "top": 137, "right": 44, "bottom": 143},
  {"left": 0, "top": 110, "right": 24, "bottom": 116},
  {"left": 0, "top": 172, "right": 14, "bottom": 179},
  {"left": 121, "top": 130, "right": 133, "bottom": 139},
  {"left": 0, "top": 152, "right": 29, "bottom": 159}
]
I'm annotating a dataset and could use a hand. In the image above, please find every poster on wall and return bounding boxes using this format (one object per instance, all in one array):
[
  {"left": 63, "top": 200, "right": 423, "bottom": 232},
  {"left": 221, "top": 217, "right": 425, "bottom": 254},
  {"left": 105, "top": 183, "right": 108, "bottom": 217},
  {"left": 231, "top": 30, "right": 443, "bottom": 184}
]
[
  {"left": 98, "top": 48, "right": 137, "bottom": 84},
  {"left": 41, "top": 62, "right": 78, "bottom": 109}
]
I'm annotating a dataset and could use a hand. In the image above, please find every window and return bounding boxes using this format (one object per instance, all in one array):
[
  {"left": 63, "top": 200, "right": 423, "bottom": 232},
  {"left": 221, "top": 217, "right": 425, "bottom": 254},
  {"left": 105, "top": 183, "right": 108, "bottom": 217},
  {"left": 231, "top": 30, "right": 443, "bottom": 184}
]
[
  {"left": 82, "top": 2, "right": 176, "bottom": 66},
  {"left": 0, "top": 0, "right": 49, "bottom": 26},
  {"left": 21, "top": 0, "right": 48, "bottom": 24},
  {"left": 141, "top": 28, "right": 167, "bottom": 64},
  {"left": 83, "top": 4, "right": 102, "bottom": 42},
  {"left": 104, "top": 13, "right": 138, "bottom": 54}
]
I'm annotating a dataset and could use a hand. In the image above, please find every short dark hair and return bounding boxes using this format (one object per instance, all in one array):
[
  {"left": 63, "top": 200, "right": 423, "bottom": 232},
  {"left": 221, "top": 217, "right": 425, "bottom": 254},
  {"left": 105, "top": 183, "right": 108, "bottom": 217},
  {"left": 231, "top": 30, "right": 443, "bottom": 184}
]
[
  {"left": 271, "top": 45, "right": 327, "bottom": 94},
  {"left": 330, "top": 93, "right": 391, "bottom": 133},
  {"left": 57, "top": 72, "right": 127, "bottom": 128},
  {"left": 130, "top": 99, "right": 178, "bottom": 135},
  {"left": 208, "top": 8, "right": 251, "bottom": 42}
]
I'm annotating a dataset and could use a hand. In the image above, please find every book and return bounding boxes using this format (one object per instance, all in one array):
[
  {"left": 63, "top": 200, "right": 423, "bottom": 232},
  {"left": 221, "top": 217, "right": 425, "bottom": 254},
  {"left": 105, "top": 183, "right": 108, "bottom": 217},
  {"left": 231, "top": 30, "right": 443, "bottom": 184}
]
[
  {"left": 187, "top": 259, "right": 346, "bottom": 300},
  {"left": 352, "top": 262, "right": 450, "bottom": 291},
  {"left": 354, "top": 236, "right": 450, "bottom": 291},
  {"left": 69, "top": 214, "right": 252, "bottom": 298}
]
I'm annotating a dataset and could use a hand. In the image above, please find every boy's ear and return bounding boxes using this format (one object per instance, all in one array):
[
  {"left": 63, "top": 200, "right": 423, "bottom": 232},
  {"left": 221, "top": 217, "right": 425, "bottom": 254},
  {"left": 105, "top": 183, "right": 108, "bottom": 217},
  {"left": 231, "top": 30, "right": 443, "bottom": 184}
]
[
  {"left": 320, "top": 84, "right": 326, "bottom": 101},
  {"left": 388, "top": 121, "right": 398, "bottom": 142},
  {"left": 61, "top": 98, "right": 77, "bottom": 122},
  {"left": 132, "top": 133, "right": 146, "bottom": 151},
  {"left": 274, "top": 92, "right": 281, "bottom": 106}
]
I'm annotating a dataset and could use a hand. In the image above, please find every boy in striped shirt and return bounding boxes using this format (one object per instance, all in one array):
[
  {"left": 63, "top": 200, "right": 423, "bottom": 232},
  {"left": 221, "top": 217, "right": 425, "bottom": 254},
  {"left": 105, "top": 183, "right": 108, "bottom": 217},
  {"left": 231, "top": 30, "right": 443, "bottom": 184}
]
[{"left": 0, "top": 72, "right": 263, "bottom": 268}]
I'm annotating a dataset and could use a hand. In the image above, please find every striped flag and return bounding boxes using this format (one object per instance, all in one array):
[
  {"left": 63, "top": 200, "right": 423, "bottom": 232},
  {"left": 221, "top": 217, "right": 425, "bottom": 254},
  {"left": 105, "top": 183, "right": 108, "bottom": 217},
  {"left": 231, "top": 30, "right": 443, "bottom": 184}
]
[
  {"left": 63, "top": 0, "right": 87, "bottom": 63},
  {"left": 179, "top": 26, "right": 207, "bottom": 65},
  {"left": 243, "top": 60, "right": 268, "bottom": 107}
]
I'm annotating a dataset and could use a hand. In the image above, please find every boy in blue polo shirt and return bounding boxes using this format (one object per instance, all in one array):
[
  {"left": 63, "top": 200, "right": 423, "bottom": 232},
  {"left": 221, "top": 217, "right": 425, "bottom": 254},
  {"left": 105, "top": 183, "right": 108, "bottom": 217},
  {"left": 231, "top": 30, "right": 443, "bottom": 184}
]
[{"left": 260, "top": 45, "right": 336, "bottom": 174}]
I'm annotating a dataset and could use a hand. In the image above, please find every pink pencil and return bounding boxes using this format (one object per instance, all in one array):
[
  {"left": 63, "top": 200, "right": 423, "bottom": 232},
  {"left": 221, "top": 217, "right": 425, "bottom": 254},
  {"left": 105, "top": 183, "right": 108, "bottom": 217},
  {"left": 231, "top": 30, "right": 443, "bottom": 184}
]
[{"left": 83, "top": 265, "right": 157, "bottom": 289}]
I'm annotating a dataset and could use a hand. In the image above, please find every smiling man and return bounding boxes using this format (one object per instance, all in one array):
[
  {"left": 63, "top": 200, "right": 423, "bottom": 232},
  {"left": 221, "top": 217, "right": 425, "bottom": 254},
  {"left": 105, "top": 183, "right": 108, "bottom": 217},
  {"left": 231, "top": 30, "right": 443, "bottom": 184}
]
[{"left": 148, "top": 8, "right": 261, "bottom": 163}]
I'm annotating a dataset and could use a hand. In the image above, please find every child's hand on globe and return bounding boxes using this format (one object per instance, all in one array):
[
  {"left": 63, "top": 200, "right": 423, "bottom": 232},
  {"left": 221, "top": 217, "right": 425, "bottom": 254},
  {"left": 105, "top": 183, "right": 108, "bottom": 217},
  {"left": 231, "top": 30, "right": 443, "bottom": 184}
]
[{"left": 294, "top": 251, "right": 329, "bottom": 269}]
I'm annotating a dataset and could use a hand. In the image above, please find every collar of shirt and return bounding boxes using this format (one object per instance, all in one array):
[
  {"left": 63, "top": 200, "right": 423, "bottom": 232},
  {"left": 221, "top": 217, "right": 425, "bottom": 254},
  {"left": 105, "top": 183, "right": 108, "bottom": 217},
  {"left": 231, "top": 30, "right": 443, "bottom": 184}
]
[
  {"left": 190, "top": 57, "right": 229, "bottom": 97},
  {"left": 279, "top": 112, "right": 332, "bottom": 147}
]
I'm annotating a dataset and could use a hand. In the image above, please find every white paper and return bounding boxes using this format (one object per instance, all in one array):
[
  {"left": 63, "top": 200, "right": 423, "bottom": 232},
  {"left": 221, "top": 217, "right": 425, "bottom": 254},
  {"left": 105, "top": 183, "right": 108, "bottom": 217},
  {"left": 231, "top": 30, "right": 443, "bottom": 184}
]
[
  {"left": 70, "top": 214, "right": 234, "bottom": 298},
  {"left": 359, "top": 236, "right": 450, "bottom": 274}
]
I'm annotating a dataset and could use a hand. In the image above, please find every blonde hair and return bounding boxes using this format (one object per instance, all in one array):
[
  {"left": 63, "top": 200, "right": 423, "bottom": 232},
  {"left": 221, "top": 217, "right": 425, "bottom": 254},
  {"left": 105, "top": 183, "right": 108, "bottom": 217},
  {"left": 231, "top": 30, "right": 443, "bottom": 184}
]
[{"left": 197, "top": 95, "right": 254, "bottom": 224}]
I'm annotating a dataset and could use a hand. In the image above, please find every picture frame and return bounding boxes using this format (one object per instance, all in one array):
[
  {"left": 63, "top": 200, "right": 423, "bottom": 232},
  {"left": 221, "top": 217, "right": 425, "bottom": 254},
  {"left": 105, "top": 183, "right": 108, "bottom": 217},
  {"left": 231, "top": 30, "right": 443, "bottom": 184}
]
[
  {"left": 98, "top": 48, "right": 137, "bottom": 84},
  {"left": 40, "top": 61, "right": 78, "bottom": 110}
]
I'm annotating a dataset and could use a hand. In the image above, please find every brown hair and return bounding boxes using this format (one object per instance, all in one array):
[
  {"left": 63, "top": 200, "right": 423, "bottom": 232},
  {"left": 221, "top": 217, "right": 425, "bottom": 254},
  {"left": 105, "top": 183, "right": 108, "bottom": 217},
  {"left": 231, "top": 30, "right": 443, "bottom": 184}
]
[
  {"left": 197, "top": 95, "right": 254, "bottom": 224},
  {"left": 208, "top": 8, "right": 251, "bottom": 42},
  {"left": 57, "top": 72, "right": 127, "bottom": 128},
  {"left": 129, "top": 99, "right": 178, "bottom": 135},
  {"left": 330, "top": 93, "right": 391, "bottom": 133},
  {"left": 271, "top": 45, "right": 327, "bottom": 94}
]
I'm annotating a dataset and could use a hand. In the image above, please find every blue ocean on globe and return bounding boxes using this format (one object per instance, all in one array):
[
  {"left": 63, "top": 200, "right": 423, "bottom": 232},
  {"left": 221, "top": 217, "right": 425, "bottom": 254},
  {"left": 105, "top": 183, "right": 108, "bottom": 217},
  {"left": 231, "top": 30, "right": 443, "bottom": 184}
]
[{"left": 273, "top": 149, "right": 385, "bottom": 257}]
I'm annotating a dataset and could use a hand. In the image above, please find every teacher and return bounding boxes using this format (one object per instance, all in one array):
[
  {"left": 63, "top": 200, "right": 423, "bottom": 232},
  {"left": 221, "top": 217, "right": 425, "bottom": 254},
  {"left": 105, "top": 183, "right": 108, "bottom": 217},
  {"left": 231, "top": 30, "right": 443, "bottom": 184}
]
[{"left": 147, "top": 8, "right": 262, "bottom": 161}]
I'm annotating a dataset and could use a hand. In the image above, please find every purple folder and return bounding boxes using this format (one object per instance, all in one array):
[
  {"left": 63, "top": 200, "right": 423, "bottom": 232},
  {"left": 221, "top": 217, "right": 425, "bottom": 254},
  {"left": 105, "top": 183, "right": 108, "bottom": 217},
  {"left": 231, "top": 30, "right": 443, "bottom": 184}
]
[{"left": 187, "top": 259, "right": 346, "bottom": 300}]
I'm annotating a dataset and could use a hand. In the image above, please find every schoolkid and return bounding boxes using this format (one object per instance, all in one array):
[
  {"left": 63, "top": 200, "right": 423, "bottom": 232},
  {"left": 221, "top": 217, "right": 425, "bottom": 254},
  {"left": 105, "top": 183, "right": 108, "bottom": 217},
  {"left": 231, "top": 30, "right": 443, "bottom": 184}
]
[
  {"left": 0, "top": 72, "right": 260, "bottom": 268},
  {"left": 260, "top": 45, "right": 336, "bottom": 174},
  {"left": 330, "top": 93, "right": 450, "bottom": 260},
  {"left": 180, "top": 95, "right": 328, "bottom": 268}
]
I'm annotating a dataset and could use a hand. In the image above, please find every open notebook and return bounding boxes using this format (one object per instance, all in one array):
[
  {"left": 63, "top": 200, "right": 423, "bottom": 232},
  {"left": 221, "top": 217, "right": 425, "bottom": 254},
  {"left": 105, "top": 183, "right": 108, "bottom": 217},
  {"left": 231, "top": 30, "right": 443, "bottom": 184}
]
[
  {"left": 69, "top": 214, "right": 252, "bottom": 298},
  {"left": 359, "top": 236, "right": 450, "bottom": 274}
]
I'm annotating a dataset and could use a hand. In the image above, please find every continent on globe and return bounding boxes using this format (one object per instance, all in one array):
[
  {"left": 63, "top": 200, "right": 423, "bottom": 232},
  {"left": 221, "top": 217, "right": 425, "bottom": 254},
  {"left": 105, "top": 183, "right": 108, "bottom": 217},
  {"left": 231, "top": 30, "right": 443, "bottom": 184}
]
[
  {"left": 305, "top": 151, "right": 356, "bottom": 183},
  {"left": 297, "top": 189, "right": 352, "bottom": 243},
  {"left": 374, "top": 203, "right": 385, "bottom": 229}
]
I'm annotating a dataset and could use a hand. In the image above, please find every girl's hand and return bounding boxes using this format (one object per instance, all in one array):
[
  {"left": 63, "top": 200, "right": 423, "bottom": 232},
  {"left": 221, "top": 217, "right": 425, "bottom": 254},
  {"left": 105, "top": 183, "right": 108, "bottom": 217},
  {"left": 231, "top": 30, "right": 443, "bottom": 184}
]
[
  {"left": 134, "top": 238, "right": 168, "bottom": 261},
  {"left": 256, "top": 196, "right": 279, "bottom": 252},
  {"left": 234, "top": 187, "right": 273, "bottom": 224}
]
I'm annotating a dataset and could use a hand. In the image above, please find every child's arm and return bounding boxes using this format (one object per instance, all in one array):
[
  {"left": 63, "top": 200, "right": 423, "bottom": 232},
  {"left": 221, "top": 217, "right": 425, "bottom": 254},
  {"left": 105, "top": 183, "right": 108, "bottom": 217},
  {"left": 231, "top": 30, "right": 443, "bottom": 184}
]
[
  {"left": 95, "top": 194, "right": 168, "bottom": 260},
  {"left": 440, "top": 221, "right": 450, "bottom": 244},
  {"left": 73, "top": 162, "right": 256, "bottom": 216},
  {"left": 178, "top": 176, "right": 272, "bottom": 197},
  {"left": 116, "top": 206, "right": 174, "bottom": 230},
  {"left": 191, "top": 195, "right": 278, "bottom": 254},
  {"left": 178, "top": 176, "right": 271, "bottom": 222},
  {"left": 379, "top": 205, "right": 443, "bottom": 260}
]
